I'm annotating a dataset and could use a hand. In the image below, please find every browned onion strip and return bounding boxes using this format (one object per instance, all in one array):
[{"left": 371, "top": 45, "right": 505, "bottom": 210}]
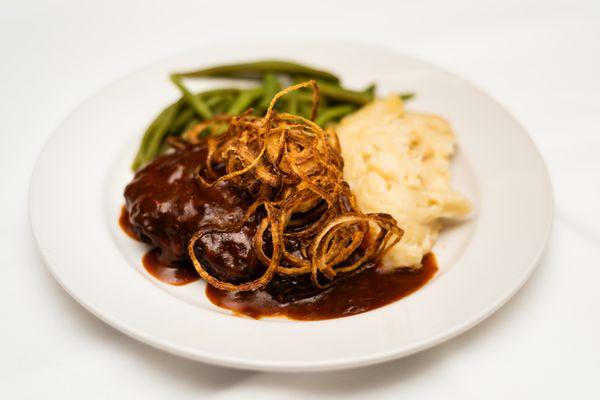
[
  {"left": 187, "top": 205, "right": 281, "bottom": 292},
  {"left": 184, "top": 81, "right": 404, "bottom": 292},
  {"left": 309, "top": 214, "right": 404, "bottom": 288},
  {"left": 263, "top": 81, "right": 320, "bottom": 123}
]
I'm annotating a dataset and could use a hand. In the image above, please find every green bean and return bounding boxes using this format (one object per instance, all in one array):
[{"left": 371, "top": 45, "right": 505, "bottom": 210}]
[
  {"left": 170, "top": 75, "right": 213, "bottom": 119},
  {"left": 292, "top": 92, "right": 320, "bottom": 102},
  {"left": 194, "top": 89, "right": 240, "bottom": 114},
  {"left": 197, "top": 88, "right": 241, "bottom": 97},
  {"left": 258, "top": 73, "right": 281, "bottom": 111},
  {"left": 364, "top": 83, "right": 376, "bottom": 97},
  {"left": 131, "top": 100, "right": 182, "bottom": 170},
  {"left": 286, "top": 92, "right": 299, "bottom": 115},
  {"left": 316, "top": 80, "right": 375, "bottom": 105},
  {"left": 132, "top": 89, "right": 247, "bottom": 170},
  {"left": 212, "top": 93, "right": 236, "bottom": 115},
  {"left": 140, "top": 102, "right": 181, "bottom": 168},
  {"left": 133, "top": 60, "right": 417, "bottom": 170},
  {"left": 173, "top": 60, "right": 340, "bottom": 84},
  {"left": 315, "top": 105, "right": 356, "bottom": 126},
  {"left": 132, "top": 117, "right": 161, "bottom": 169},
  {"left": 167, "top": 93, "right": 231, "bottom": 135},
  {"left": 184, "top": 119, "right": 200, "bottom": 132},
  {"left": 227, "top": 87, "right": 263, "bottom": 115},
  {"left": 400, "top": 92, "right": 415, "bottom": 101},
  {"left": 169, "top": 107, "right": 194, "bottom": 134},
  {"left": 205, "top": 95, "right": 224, "bottom": 107},
  {"left": 298, "top": 101, "right": 313, "bottom": 120},
  {"left": 292, "top": 75, "right": 373, "bottom": 103}
]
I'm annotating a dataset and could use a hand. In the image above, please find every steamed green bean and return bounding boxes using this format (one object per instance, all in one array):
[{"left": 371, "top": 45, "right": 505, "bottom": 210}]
[
  {"left": 227, "top": 87, "right": 263, "bottom": 115},
  {"left": 173, "top": 60, "right": 340, "bottom": 84},
  {"left": 170, "top": 75, "right": 213, "bottom": 119},
  {"left": 258, "top": 73, "right": 281, "bottom": 111},
  {"left": 316, "top": 80, "right": 374, "bottom": 105},
  {"left": 400, "top": 92, "right": 415, "bottom": 101},
  {"left": 132, "top": 60, "right": 415, "bottom": 170},
  {"left": 142, "top": 103, "right": 180, "bottom": 168},
  {"left": 315, "top": 104, "right": 356, "bottom": 126}
]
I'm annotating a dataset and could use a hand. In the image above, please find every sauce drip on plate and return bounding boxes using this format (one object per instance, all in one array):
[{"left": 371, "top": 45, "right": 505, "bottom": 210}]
[
  {"left": 120, "top": 206, "right": 437, "bottom": 319},
  {"left": 206, "top": 254, "right": 437, "bottom": 320},
  {"left": 142, "top": 248, "right": 200, "bottom": 286},
  {"left": 119, "top": 205, "right": 140, "bottom": 241},
  {"left": 120, "top": 206, "right": 200, "bottom": 286}
]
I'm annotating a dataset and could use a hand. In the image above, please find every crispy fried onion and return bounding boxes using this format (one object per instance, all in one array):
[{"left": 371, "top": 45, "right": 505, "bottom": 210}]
[{"left": 186, "top": 80, "right": 404, "bottom": 291}]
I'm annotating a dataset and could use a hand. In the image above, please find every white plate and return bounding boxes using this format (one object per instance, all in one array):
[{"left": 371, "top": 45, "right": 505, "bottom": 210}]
[{"left": 29, "top": 41, "right": 553, "bottom": 372}]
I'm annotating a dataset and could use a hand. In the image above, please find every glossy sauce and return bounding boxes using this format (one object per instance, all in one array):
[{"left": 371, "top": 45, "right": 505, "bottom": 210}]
[
  {"left": 142, "top": 248, "right": 200, "bottom": 286},
  {"left": 121, "top": 146, "right": 438, "bottom": 320},
  {"left": 120, "top": 206, "right": 201, "bottom": 285},
  {"left": 123, "top": 145, "right": 255, "bottom": 275},
  {"left": 118, "top": 205, "right": 140, "bottom": 240},
  {"left": 121, "top": 206, "right": 437, "bottom": 319},
  {"left": 206, "top": 253, "right": 438, "bottom": 321}
]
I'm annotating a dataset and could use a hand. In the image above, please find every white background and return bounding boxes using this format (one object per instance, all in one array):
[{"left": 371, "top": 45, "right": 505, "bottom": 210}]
[{"left": 1, "top": 0, "right": 599, "bottom": 398}]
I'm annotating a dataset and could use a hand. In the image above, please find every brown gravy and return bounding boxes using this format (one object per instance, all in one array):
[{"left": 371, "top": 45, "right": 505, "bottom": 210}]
[
  {"left": 120, "top": 208, "right": 437, "bottom": 320},
  {"left": 119, "top": 205, "right": 140, "bottom": 240},
  {"left": 206, "top": 253, "right": 438, "bottom": 320},
  {"left": 142, "top": 248, "right": 200, "bottom": 286},
  {"left": 120, "top": 207, "right": 201, "bottom": 285}
]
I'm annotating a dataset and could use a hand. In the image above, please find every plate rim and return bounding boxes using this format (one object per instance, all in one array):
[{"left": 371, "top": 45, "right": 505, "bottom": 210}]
[{"left": 28, "top": 40, "right": 554, "bottom": 372}]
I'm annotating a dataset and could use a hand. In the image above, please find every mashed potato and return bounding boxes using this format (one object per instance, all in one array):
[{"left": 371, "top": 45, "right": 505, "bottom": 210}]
[{"left": 336, "top": 95, "right": 471, "bottom": 268}]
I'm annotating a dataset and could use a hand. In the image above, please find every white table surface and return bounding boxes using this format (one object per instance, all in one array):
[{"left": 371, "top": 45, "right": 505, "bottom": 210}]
[{"left": 2, "top": 0, "right": 599, "bottom": 398}]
